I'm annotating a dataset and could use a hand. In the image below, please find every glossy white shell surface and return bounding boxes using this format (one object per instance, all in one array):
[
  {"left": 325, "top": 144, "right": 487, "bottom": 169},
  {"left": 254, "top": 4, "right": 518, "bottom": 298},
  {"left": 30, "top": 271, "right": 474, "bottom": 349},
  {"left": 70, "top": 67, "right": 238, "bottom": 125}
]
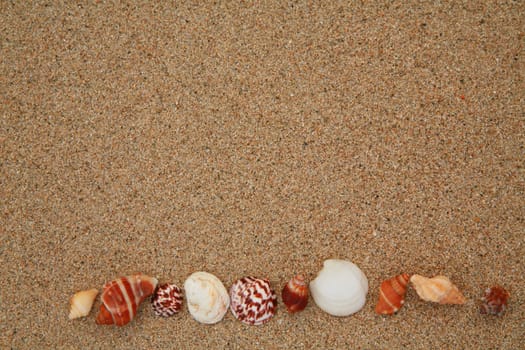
[{"left": 309, "top": 259, "right": 368, "bottom": 316}]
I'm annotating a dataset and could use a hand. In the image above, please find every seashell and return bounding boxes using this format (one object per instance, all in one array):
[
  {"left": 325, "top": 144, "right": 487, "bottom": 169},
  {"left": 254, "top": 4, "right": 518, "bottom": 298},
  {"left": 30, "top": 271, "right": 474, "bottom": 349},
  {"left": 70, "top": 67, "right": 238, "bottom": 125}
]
[
  {"left": 69, "top": 288, "right": 99, "bottom": 320},
  {"left": 375, "top": 273, "right": 410, "bottom": 315},
  {"left": 151, "top": 283, "right": 183, "bottom": 317},
  {"left": 479, "top": 285, "right": 510, "bottom": 316},
  {"left": 309, "top": 259, "right": 368, "bottom": 317},
  {"left": 230, "top": 276, "right": 277, "bottom": 325},
  {"left": 96, "top": 274, "right": 158, "bottom": 326},
  {"left": 282, "top": 274, "right": 309, "bottom": 313},
  {"left": 184, "top": 271, "right": 229, "bottom": 324},
  {"left": 410, "top": 274, "right": 466, "bottom": 305}
]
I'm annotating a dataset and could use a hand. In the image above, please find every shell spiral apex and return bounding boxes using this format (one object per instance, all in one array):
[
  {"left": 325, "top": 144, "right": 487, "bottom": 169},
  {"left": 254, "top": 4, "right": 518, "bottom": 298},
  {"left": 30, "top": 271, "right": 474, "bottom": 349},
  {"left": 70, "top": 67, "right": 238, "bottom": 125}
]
[
  {"left": 309, "top": 259, "right": 368, "bottom": 317},
  {"left": 184, "top": 271, "right": 230, "bottom": 324},
  {"left": 230, "top": 276, "right": 277, "bottom": 325}
]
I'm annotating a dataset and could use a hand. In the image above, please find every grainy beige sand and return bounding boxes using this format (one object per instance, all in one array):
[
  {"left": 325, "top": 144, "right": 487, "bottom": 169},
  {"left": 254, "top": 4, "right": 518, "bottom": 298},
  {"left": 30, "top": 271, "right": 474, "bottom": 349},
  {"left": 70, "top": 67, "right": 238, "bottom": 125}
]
[{"left": 1, "top": 2, "right": 523, "bottom": 349}]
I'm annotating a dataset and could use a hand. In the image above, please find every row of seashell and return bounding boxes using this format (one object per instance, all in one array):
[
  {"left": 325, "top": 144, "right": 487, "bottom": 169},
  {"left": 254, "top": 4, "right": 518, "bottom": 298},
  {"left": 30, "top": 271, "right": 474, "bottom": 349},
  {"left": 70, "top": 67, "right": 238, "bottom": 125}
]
[
  {"left": 69, "top": 259, "right": 510, "bottom": 326},
  {"left": 68, "top": 272, "right": 282, "bottom": 326},
  {"left": 375, "top": 274, "right": 509, "bottom": 317},
  {"left": 375, "top": 274, "right": 466, "bottom": 315}
]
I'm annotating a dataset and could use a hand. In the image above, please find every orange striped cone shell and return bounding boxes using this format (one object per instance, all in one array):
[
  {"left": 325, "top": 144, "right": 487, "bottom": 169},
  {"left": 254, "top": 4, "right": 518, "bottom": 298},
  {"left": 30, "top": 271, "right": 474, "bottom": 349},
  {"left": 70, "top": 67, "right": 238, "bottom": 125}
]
[
  {"left": 281, "top": 275, "right": 309, "bottom": 313},
  {"left": 96, "top": 274, "right": 158, "bottom": 326},
  {"left": 375, "top": 273, "right": 410, "bottom": 315}
]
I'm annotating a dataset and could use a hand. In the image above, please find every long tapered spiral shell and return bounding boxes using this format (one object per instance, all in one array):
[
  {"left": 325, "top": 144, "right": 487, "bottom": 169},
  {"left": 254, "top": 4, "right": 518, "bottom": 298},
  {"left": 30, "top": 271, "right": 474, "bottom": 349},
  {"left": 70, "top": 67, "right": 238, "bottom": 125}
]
[
  {"left": 69, "top": 288, "right": 99, "bottom": 320},
  {"left": 375, "top": 273, "right": 410, "bottom": 315},
  {"left": 230, "top": 276, "right": 277, "bottom": 325},
  {"left": 282, "top": 274, "right": 309, "bottom": 313},
  {"left": 96, "top": 274, "right": 158, "bottom": 326},
  {"left": 410, "top": 274, "right": 466, "bottom": 305}
]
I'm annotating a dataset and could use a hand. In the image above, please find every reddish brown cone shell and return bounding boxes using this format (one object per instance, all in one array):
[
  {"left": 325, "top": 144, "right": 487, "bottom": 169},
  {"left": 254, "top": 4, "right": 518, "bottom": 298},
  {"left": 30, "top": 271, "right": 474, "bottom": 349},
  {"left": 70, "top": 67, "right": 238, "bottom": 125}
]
[
  {"left": 96, "top": 274, "right": 158, "bottom": 326},
  {"left": 375, "top": 273, "right": 410, "bottom": 315},
  {"left": 282, "top": 274, "right": 309, "bottom": 313}
]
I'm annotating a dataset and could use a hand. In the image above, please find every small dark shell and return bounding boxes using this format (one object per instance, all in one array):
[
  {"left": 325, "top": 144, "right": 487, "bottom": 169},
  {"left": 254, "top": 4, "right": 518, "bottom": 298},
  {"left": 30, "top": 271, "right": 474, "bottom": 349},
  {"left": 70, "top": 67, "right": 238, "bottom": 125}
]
[
  {"left": 282, "top": 275, "right": 308, "bottom": 313},
  {"left": 151, "top": 283, "right": 183, "bottom": 317},
  {"left": 480, "top": 285, "right": 510, "bottom": 316}
]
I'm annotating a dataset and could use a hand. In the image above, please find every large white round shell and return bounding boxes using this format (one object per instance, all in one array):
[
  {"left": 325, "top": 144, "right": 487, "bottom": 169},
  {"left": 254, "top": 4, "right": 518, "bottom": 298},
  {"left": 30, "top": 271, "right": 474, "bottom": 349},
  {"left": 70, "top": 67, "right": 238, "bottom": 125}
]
[
  {"left": 309, "top": 259, "right": 368, "bottom": 316},
  {"left": 184, "top": 271, "right": 230, "bottom": 324}
]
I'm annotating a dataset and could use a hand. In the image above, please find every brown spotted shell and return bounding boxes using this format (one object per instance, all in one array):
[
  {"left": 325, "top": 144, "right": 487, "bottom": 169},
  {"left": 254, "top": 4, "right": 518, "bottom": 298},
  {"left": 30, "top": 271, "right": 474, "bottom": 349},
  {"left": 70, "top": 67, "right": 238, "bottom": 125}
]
[
  {"left": 480, "top": 285, "right": 510, "bottom": 316},
  {"left": 282, "top": 274, "right": 308, "bottom": 313},
  {"left": 229, "top": 276, "right": 277, "bottom": 325},
  {"left": 151, "top": 283, "right": 183, "bottom": 317}
]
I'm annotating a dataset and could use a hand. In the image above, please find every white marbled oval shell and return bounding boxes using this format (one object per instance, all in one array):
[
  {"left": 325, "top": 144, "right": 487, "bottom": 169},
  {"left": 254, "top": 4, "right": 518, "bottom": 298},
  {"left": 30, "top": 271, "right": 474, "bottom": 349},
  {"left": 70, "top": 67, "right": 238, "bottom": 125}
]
[{"left": 184, "top": 272, "right": 229, "bottom": 324}]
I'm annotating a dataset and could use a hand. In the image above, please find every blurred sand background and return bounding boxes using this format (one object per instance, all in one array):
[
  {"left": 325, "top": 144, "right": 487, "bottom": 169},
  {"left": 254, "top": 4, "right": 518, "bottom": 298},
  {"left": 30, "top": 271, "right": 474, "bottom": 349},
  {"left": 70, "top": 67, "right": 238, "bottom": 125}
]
[{"left": 1, "top": 2, "right": 524, "bottom": 349}]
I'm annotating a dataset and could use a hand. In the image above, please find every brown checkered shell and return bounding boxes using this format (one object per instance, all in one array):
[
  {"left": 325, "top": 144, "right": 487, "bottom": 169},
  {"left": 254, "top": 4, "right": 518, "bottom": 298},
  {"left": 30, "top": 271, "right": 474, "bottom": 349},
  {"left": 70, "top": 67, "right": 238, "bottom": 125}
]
[
  {"left": 151, "top": 283, "right": 183, "bottom": 317},
  {"left": 229, "top": 276, "right": 277, "bottom": 325}
]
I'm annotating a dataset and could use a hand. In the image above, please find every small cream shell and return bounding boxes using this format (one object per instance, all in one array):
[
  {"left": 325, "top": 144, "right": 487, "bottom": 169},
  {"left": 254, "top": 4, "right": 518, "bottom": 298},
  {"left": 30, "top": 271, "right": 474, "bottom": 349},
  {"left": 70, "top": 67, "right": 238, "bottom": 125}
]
[
  {"left": 184, "top": 271, "right": 230, "bottom": 324},
  {"left": 410, "top": 274, "right": 466, "bottom": 304},
  {"left": 309, "top": 259, "right": 368, "bottom": 316},
  {"left": 68, "top": 288, "right": 99, "bottom": 320}
]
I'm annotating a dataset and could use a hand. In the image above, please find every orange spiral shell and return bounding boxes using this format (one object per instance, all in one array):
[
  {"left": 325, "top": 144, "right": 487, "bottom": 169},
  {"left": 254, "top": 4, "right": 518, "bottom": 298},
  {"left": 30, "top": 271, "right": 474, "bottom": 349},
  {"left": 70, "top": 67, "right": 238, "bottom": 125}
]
[
  {"left": 96, "top": 274, "right": 158, "bottom": 326},
  {"left": 375, "top": 273, "right": 410, "bottom": 315},
  {"left": 282, "top": 274, "right": 309, "bottom": 313}
]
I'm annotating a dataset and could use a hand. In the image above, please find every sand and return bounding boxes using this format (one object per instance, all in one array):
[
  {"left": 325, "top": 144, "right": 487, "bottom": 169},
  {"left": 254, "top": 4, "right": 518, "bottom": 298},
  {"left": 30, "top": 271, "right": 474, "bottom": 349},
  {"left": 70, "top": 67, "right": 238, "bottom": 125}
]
[{"left": 1, "top": 2, "right": 524, "bottom": 349}]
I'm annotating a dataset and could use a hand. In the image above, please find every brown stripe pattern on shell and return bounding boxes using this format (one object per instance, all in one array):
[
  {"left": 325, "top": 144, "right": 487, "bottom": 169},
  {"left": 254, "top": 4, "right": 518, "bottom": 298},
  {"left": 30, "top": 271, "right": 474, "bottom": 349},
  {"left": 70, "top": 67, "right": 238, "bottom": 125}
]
[
  {"left": 480, "top": 285, "right": 510, "bottom": 316},
  {"left": 96, "top": 274, "right": 158, "bottom": 326},
  {"left": 230, "top": 276, "right": 277, "bottom": 325},
  {"left": 375, "top": 273, "right": 410, "bottom": 315},
  {"left": 281, "top": 274, "right": 308, "bottom": 313},
  {"left": 151, "top": 283, "right": 183, "bottom": 317}
]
